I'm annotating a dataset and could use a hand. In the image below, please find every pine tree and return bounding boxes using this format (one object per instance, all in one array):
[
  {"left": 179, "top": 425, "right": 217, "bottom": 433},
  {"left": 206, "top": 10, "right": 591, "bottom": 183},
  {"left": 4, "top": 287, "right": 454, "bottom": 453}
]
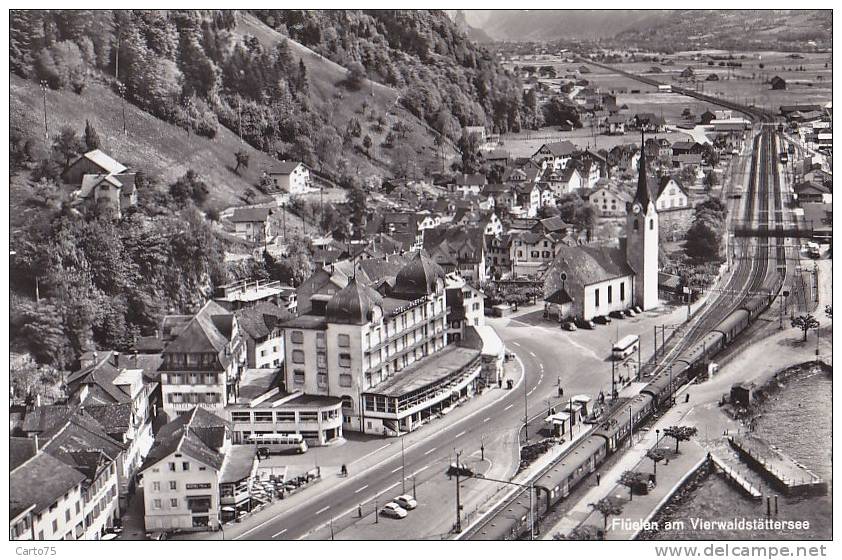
[
  {"left": 297, "top": 58, "right": 309, "bottom": 94},
  {"left": 84, "top": 119, "right": 101, "bottom": 151}
]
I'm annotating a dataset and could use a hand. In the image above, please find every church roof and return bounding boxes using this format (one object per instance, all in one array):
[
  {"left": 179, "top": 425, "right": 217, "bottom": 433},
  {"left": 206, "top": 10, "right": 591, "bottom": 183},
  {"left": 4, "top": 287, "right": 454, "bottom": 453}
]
[
  {"left": 633, "top": 131, "right": 658, "bottom": 209},
  {"left": 544, "top": 245, "right": 634, "bottom": 302}
]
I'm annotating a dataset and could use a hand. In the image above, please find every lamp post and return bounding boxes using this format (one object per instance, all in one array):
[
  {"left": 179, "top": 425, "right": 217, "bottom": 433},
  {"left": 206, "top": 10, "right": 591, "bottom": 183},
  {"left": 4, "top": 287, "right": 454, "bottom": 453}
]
[
  {"left": 401, "top": 434, "right": 407, "bottom": 495},
  {"left": 454, "top": 449, "right": 462, "bottom": 533},
  {"left": 523, "top": 366, "right": 529, "bottom": 442},
  {"left": 628, "top": 405, "right": 633, "bottom": 448}
]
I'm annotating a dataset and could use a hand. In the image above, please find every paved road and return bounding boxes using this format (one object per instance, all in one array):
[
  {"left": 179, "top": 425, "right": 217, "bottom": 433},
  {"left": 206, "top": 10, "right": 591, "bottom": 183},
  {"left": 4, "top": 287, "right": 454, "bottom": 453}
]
[{"left": 219, "top": 302, "right": 690, "bottom": 540}]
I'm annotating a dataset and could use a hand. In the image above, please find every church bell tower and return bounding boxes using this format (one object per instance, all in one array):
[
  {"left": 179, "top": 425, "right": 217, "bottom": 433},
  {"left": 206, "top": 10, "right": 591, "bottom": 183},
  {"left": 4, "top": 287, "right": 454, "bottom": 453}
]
[{"left": 625, "top": 130, "right": 659, "bottom": 310}]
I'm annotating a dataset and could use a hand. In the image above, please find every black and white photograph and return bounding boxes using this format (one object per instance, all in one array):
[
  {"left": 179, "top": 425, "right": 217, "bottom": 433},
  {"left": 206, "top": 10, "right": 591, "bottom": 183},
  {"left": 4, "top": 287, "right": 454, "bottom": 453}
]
[{"left": 5, "top": 4, "right": 834, "bottom": 555}]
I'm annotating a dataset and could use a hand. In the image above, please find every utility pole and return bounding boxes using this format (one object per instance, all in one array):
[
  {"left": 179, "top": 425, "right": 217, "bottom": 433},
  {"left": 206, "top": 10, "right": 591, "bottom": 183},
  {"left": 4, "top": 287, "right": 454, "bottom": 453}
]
[
  {"left": 401, "top": 435, "right": 406, "bottom": 495},
  {"left": 523, "top": 367, "right": 529, "bottom": 441},
  {"left": 237, "top": 95, "right": 243, "bottom": 143},
  {"left": 118, "top": 82, "right": 127, "bottom": 136},
  {"left": 454, "top": 450, "right": 463, "bottom": 533},
  {"left": 40, "top": 80, "right": 49, "bottom": 144},
  {"left": 480, "top": 435, "right": 485, "bottom": 462}
]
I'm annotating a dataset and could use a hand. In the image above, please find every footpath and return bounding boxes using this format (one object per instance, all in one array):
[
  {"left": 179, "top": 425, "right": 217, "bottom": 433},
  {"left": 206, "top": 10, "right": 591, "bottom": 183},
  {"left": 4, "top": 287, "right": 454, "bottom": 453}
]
[{"left": 544, "top": 258, "right": 831, "bottom": 540}]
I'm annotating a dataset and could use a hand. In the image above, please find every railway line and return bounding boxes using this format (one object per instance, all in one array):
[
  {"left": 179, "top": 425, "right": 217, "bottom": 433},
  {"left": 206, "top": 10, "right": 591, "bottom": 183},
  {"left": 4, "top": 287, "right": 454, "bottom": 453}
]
[{"left": 462, "top": 124, "right": 787, "bottom": 541}]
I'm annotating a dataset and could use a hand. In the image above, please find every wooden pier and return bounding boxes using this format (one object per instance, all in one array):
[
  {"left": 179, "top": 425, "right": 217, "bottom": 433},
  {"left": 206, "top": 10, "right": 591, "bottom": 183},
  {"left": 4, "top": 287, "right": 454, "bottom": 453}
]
[
  {"left": 728, "top": 435, "right": 827, "bottom": 495},
  {"left": 709, "top": 453, "right": 763, "bottom": 500}
]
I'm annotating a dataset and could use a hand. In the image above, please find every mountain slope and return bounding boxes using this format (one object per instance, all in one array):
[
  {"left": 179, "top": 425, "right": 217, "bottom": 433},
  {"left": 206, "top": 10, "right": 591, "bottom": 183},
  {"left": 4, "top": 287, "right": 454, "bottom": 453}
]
[{"left": 10, "top": 73, "right": 276, "bottom": 210}]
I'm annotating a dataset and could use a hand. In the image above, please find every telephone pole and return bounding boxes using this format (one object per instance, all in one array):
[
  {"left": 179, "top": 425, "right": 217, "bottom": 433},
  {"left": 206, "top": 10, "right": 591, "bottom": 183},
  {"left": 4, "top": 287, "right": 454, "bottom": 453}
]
[
  {"left": 454, "top": 450, "right": 462, "bottom": 533},
  {"left": 40, "top": 80, "right": 49, "bottom": 144}
]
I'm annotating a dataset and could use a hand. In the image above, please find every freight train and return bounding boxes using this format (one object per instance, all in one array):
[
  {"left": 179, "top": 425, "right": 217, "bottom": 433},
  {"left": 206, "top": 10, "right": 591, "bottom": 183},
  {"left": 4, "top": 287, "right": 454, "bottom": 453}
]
[{"left": 469, "top": 276, "right": 782, "bottom": 540}]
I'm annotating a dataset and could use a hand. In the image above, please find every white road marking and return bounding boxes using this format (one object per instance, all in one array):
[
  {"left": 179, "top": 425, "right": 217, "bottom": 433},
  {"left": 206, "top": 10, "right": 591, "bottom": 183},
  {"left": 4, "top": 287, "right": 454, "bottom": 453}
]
[
  {"left": 390, "top": 466, "right": 402, "bottom": 474},
  {"left": 504, "top": 404, "right": 514, "bottom": 411},
  {"left": 424, "top": 447, "right": 436, "bottom": 455},
  {"left": 455, "top": 430, "right": 466, "bottom": 438},
  {"left": 315, "top": 506, "right": 330, "bottom": 515},
  {"left": 272, "top": 529, "right": 287, "bottom": 538},
  {"left": 354, "top": 485, "right": 369, "bottom": 493},
  {"left": 483, "top": 417, "right": 491, "bottom": 423},
  {"left": 529, "top": 351, "right": 537, "bottom": 358},
  {"left": 412, "top": 465, "right": 430, "bottom": 476},
  {"left": 527, "top": 388, "right": 535, "bottom": 396},
  {"left": 510, "top": 341, "right": 521, "bottom": 347},
  {"left": 352, "top": 443, "right": 391, "bottom": 464}
]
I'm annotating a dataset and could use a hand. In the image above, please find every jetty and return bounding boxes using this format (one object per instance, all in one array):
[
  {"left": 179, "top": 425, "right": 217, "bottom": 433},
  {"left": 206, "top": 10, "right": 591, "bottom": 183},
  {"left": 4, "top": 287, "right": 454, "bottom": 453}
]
[
  {"left": 709, "top": 453, "right": 762, "bottom": 500},
  {"left": 728, "top": 435, "right": 827, "bottom": 495}
]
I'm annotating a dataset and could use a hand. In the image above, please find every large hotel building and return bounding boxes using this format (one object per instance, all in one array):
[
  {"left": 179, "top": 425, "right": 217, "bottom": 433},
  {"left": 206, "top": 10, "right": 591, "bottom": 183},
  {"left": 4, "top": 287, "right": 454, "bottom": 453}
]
[{"left": 281, "top": 253, "right": 483, "bottom": 436}]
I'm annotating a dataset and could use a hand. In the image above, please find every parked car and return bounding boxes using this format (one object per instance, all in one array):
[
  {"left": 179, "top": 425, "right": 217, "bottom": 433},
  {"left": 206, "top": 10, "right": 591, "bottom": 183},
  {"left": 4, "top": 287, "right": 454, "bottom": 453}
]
[
  {"left": 593, "top": 315, "right": 611, "bottom": 325},
  {"left": 575, "top": 317, "right": 595, "bottom": 330},
  {"left": 609, "top": 310, "right": 626, "bottom": 320},
  {"left": 381, "top": 502, "right": 408, "bottom": 519},
  {"left": 624, "top": 309, "right": 636, "bottom": 318},
  {"left": 394, "top": 495, "right": 418, "bottom": 510},
  {"left": 562, "top": 320, "right": 577, "bottom": 331},
  {"left": 447, "top": 463, "right": 474, "bottom": 477}
]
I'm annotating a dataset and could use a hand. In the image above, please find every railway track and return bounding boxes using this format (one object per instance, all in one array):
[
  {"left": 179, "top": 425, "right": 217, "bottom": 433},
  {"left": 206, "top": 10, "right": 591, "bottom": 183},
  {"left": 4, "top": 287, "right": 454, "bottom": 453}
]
[{"left": 463, "top": 126, "right": 785, "bottom": 541}]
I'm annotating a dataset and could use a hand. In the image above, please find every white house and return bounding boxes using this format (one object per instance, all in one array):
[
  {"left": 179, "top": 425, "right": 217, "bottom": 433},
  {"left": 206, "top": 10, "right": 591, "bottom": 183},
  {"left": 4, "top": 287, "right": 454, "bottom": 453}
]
[
  {"left": 448, "top": 174, "right": 488, "bottom": 197},
  {"left": 265, "top": 162, "right": 311, "bottom": 195},
  {"left": 655, "top": 177, "right": 690, "bottom": 211},
  {"left": 230, "top": 207, "right": 273, "bottom": 244},
  {"left": 141, "top": 407, "right": 256, "bottom": 533},
  {"left": 588, "top": 186, "right": 632, "bottom": 217}
]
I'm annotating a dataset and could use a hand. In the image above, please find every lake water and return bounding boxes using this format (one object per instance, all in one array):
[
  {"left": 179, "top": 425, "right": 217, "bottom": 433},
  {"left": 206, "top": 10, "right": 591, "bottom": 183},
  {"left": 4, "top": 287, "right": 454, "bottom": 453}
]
[{"left": 651, "top": 364, "right": 832, "bottom": 540}]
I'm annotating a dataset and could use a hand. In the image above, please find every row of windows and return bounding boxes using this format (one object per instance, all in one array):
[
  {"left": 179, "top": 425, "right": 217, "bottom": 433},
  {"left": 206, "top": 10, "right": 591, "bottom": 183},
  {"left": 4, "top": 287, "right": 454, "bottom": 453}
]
[
  {"left": 166, "top": 373, "right": 219, "bottom": 385},
  {"left": 167, "top": 392, "right": 221, "bottom": 404},
  {"left": 151, "top": 498, "right": 180, "bottom": 510},
  {"left": 594, "top": 282, "right": 625, "bottom": 307}
]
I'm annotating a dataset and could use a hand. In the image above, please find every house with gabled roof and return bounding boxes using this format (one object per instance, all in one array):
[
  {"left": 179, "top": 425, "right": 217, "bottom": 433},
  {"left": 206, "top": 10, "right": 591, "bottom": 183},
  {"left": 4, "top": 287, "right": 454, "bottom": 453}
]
[
  {"left": 264, "top": 161, "right": 311, "bottom": 195},
  {"left": 447, "top": 173, "right": 488, "bottom": 197},
  {"left": 74, "top": 172, "right": 138, "bottom": 218},
  {"left": 140, "top": 407, "right": 255, "bottom": 532},
  {"left": 62, "top": 149, "right": 128, "bottom": 185},
  {"left": 158, "top": 301, "right": 246, "bottom": 420},
  {"left": 655, "top": 177, "right": 690, "bottom": 211},
  {"left": 66, "top": 350, "right": 157, "bottom": 508},
  {"left": 532, "top": 140, "right": 578, "bottom": 170},
  {"left": 230, "top": 207, "right": 273, "bottom": 244}
]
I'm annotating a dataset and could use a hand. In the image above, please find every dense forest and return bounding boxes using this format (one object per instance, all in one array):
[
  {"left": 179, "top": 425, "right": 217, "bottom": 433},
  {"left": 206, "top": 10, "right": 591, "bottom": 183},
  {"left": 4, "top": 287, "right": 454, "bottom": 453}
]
[{"left": 252, "top": 10, "right": 538, "bottom": 137}]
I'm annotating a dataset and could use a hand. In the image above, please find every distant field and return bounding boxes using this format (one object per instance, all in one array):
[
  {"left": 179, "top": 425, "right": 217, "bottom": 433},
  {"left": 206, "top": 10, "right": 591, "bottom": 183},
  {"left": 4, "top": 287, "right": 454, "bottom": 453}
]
[
  {"left": 610, "top": 50, "right": 832, "bottom": 112},
  {"left": 497, "top": 126, "right": 694, "bottom": 158}
]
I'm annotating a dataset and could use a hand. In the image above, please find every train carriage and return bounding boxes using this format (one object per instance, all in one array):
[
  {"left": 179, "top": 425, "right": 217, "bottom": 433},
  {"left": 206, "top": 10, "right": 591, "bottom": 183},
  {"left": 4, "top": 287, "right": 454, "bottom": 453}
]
[
  {"left": 472, "top": 489, "right": 534, "bottom": 540},
  {"left": 535, "top": 436, "right": 607, "bottom": 512},
  {"left": 592, "top": 394, "right": 654, "bottom": 451},
  {"left": 711, "top": 310, "right": 750, "bottom": 344},
  {"left": 676, "top": 331, "right": 724, "bottom": 367}
]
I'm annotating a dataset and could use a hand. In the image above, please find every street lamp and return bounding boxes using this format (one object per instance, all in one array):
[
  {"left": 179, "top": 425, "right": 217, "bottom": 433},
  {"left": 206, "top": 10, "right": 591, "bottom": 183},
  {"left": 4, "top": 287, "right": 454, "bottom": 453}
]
[
  {"left": 628, "top": 405, "right": 633, "bottom": 448},
  {"left": 401, "top": 434, "right": 407, "bottom": 495}
]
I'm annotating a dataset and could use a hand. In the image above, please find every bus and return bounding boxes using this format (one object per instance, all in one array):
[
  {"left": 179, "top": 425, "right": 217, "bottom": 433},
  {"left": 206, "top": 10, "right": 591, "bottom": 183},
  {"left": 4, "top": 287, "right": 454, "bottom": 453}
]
[
  {"left": 246, "top": 433, "right": 308, "bottom": 455},
  {"left": 612, "top": 334, "right": 640, "bottom": 360}
]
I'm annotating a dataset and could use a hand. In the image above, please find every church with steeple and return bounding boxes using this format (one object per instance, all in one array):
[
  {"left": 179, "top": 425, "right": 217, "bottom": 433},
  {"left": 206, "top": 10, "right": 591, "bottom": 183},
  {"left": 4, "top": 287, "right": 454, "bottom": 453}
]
[
  {"left": 625, "top": 130, "right": 660, "bottom": 311},
  {"left": 543, "top": 130, "right": 660, "bottom": 321}
]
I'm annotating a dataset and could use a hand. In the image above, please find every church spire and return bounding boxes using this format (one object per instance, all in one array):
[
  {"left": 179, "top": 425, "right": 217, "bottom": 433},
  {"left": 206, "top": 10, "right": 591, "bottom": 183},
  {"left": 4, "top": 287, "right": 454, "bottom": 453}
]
[{"left": 634, "top": 128, "right": 652, "bottom": 208}]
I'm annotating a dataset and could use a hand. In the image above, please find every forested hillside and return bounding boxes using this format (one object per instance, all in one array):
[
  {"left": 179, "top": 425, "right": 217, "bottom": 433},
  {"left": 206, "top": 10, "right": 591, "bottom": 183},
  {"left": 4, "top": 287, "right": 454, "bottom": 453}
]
[
  {"left": 251, "top": 10, "right": 537, "bottom": 136},
  {"left": 9, "top": 9, "right": 530, "bottom": 390}
]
